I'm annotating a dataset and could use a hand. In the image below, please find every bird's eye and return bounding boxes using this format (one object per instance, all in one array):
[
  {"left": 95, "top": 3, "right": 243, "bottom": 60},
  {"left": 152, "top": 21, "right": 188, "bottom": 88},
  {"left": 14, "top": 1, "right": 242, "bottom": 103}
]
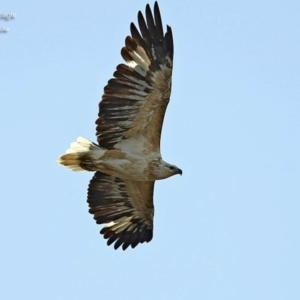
[{"left": 169, "top": 166, "right": 175, "bottom": 170}]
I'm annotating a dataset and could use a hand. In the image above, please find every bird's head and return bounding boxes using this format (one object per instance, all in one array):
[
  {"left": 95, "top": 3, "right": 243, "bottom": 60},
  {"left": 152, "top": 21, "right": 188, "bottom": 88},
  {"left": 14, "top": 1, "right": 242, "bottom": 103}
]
[{"left": 159, "top": 161, "right": 182, "bottom": 179}]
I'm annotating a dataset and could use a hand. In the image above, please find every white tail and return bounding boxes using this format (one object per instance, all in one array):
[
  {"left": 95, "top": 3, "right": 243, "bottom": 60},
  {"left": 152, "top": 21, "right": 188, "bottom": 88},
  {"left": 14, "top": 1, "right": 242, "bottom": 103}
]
[{"left": 57, "top": 136, "right": 105, "bottom": 172}]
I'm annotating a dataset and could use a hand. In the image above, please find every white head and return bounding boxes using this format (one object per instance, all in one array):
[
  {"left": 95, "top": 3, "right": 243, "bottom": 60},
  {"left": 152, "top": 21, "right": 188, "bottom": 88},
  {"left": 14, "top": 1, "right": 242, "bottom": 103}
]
[{"left": 157, "top": 161, "right": 182, "bottom": 180}]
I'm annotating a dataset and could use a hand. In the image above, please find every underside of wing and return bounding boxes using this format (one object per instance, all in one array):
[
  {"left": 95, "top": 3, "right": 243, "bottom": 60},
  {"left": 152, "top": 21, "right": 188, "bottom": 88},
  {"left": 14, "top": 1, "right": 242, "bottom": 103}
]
[
  {"left": 96, "top": 2, "right": 173, "bottom": 151},
  {"left": 87, "top": 171, "right": 154, "bottom": 250}
]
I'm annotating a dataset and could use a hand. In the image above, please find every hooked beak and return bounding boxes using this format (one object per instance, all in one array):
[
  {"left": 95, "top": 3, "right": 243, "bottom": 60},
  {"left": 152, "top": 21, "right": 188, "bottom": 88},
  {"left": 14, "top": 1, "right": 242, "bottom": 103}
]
[{"left": 177, "top": 168, "right": 183, "bottom": 176}]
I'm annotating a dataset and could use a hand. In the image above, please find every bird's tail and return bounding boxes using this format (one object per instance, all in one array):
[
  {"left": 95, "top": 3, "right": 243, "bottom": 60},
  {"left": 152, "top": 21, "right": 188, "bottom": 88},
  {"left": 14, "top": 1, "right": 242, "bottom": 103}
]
[{"left": 57, "top": 136, "right": 105, "bottom": 172}]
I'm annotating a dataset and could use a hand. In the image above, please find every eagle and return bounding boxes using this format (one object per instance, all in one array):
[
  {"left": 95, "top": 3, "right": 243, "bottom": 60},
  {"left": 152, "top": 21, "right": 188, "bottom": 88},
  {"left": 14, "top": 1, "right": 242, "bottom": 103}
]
[{"left": 58, "top": 2, "right": 182, "bottom": 250}]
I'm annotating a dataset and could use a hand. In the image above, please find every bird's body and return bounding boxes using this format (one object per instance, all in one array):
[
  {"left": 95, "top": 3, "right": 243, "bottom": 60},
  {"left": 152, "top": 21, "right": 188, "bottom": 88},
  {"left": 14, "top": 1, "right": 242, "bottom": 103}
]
[
  {"left": 61, "top": 136, "right": 178, "bottom": 181},
  {"left": 58, "top": 2, "right": 181, "bottom": 250}
]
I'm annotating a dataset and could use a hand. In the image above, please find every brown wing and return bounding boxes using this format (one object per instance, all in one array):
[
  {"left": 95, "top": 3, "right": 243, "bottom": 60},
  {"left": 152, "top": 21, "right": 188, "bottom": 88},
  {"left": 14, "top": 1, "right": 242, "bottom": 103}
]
[
  {"left": 87, "top": 171, "right": 154, "bottom": 250},
  {"left": 96, "top": 2, "right": 173, "bottom": 152}
]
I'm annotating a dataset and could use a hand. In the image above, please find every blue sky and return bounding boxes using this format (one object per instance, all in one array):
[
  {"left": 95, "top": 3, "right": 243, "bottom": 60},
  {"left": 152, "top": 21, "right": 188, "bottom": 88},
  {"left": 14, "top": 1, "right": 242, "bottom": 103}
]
[{"left": 1, "top": 0, "right": 299, "bottom": 299}]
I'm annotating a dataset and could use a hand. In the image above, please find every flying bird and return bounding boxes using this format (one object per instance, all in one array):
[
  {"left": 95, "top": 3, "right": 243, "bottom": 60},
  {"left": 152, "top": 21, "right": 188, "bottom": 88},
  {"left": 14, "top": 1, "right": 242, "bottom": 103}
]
[{"left": 58, "top": 2, "right": 181, "bottom": 250}]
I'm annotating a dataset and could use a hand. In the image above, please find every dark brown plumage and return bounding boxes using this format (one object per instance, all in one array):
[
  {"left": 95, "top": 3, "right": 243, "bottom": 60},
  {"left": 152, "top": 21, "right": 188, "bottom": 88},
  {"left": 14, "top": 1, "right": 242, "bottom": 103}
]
[
  {"left": 96, "top": 2, "right": 173, "bottom": 151},
  {"left": 88, "top": 172, "right": 154, "bottom": 250}
]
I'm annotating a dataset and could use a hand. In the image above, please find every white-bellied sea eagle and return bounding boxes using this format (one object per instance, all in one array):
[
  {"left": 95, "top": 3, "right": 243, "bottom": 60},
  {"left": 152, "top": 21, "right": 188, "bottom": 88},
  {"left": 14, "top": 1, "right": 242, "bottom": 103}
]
[{"left": 58, "top": 2, "right": 182, "bottom": 250}]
